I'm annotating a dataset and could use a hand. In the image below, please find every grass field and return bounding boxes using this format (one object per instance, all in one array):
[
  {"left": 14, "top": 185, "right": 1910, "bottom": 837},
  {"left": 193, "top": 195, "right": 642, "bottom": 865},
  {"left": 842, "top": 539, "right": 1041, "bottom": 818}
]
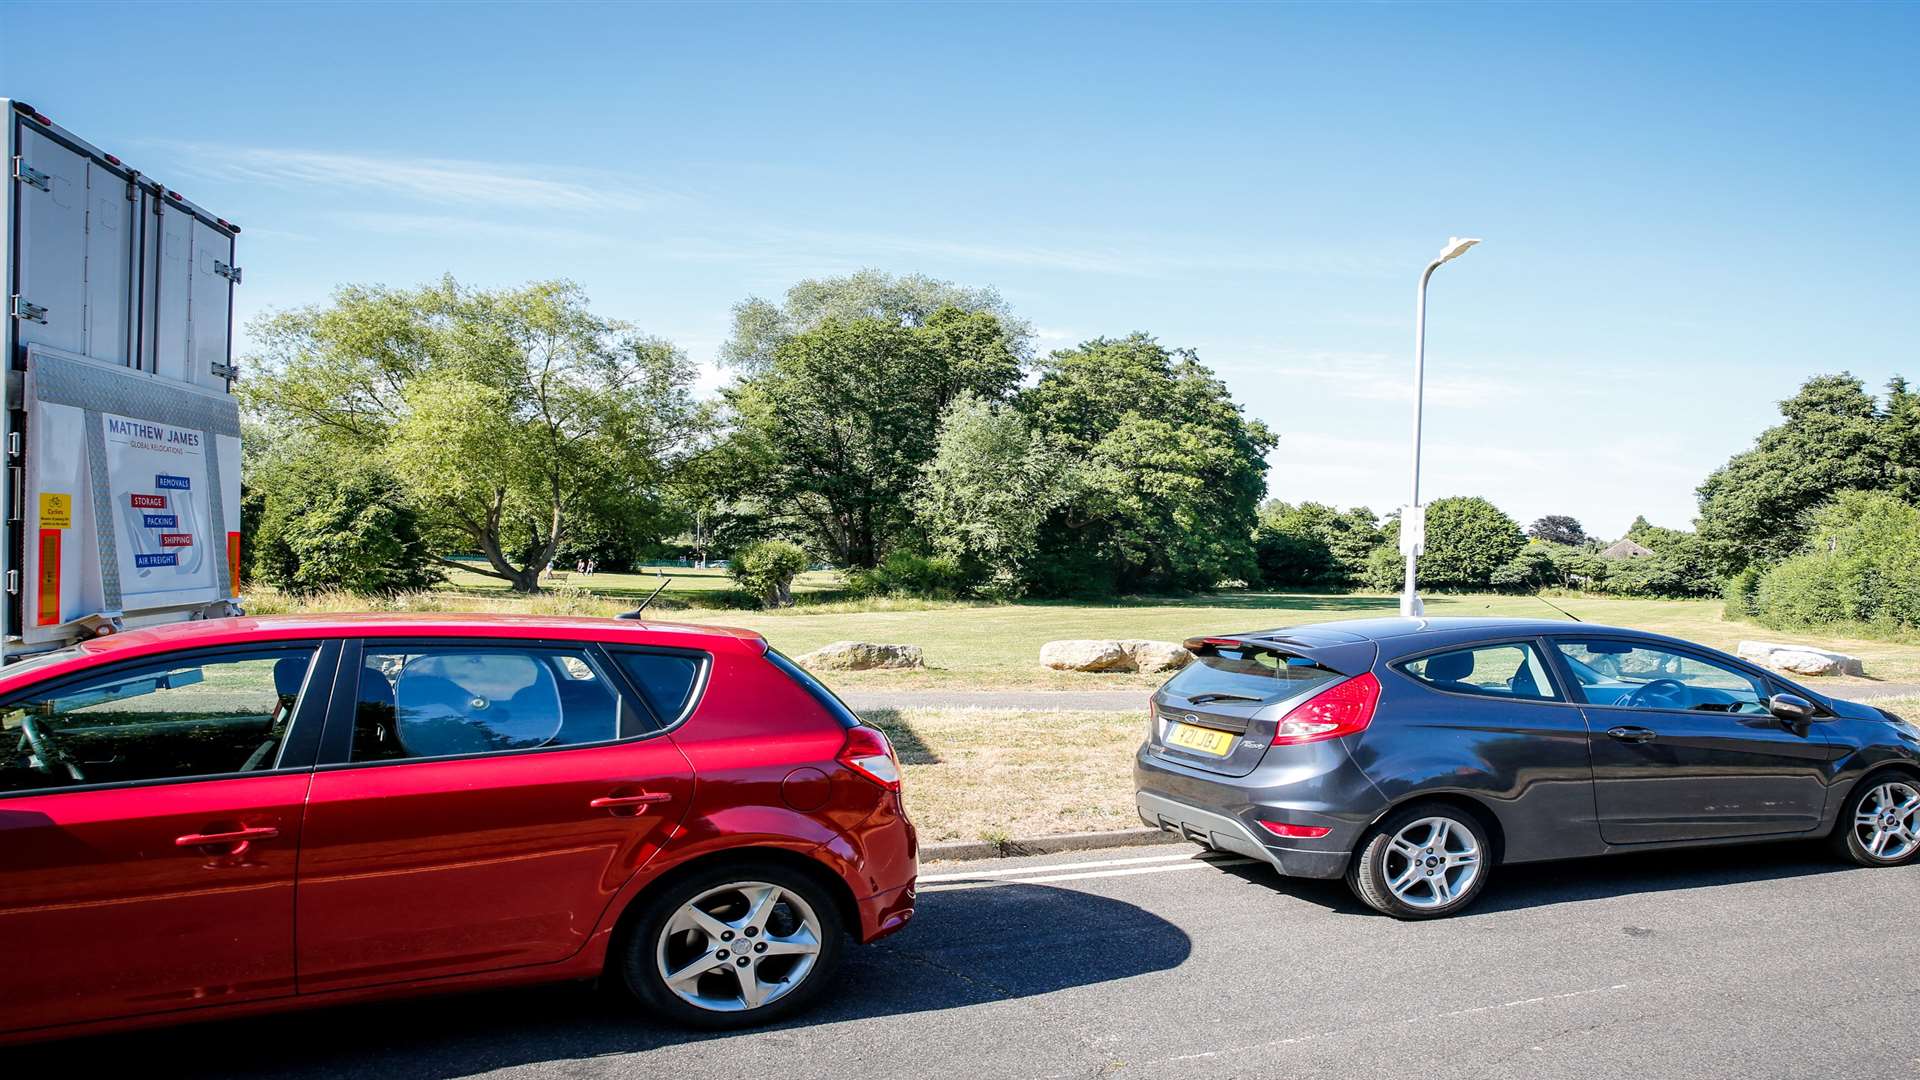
[
  {"left": 247, "top": 585, "right": 1920, "bottom": 690},
  {"left": 864, "top": 707, "right": 1143, "bottom": 843}
]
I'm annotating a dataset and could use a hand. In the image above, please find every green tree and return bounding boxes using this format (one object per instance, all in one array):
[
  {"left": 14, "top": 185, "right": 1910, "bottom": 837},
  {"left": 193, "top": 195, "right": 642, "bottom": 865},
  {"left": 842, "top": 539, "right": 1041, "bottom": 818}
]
[
  {"left": 722, "top": 309, "right": 1023, "bottom": 568},
  {"left": 1415, "top": 496, "right": 1525, "bottom": 590},
  {"left": 913, "top": 393, "right": 1076, "bottom": 594},
  {"left": 722, "top": 269, "right": 1031, "bottom": 373},
  {"left": 1526, "top": 515, "right": 1588, "bottom": 546},
  {"left": 1019, "top": 335, "right": 1276, "bottom": 594},
  {"left": 248, "top": 442, "right": 440, "bottom": 594},
  {"left": 1752, "top": 490, "right": 1920, "bottom": 630},
  {"left": 1491, "top": 544, "right": 1559, "bottom": 592},
  {"left": 1696, "top": 374, "right": 1889, "bottom": 571},
  {"left": 1254, "top": 501, "right": 1382, "bottom": 588},
  {"left": 728, "top": 540, "right": 811, "bottom": 608},
  {"left": 243, "top": 278, "right": 705, "bottom": 592}
]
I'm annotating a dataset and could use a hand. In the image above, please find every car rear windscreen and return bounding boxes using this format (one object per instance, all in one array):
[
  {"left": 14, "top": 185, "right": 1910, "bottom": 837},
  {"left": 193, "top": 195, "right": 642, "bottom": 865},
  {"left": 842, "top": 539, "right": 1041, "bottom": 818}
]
[{"left": 1163, "top": 644, "right": 1341, "bottom": 704}]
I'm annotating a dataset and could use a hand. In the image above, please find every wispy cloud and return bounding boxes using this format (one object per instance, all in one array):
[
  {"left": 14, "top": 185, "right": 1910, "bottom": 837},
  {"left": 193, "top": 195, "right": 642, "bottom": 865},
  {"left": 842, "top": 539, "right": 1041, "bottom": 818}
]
[
  {"left": 153, "top": 142, "right": 669, "bottom": 214},
  {"left": 648, "top": 226, "right": 1394, "bottom": 280},
  {"left": 1210, "top": 346, "right": 1539, "bottom": 409},
  {"left": 332, "top": 211, "right": 620, "bottom": 248}
]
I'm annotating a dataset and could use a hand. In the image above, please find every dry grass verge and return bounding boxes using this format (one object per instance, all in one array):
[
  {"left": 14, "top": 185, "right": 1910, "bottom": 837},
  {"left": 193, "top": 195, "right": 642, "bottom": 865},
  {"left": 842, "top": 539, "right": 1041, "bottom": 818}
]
[{"left": 861, "top": 707, "right": 1147, "bottom": 844}]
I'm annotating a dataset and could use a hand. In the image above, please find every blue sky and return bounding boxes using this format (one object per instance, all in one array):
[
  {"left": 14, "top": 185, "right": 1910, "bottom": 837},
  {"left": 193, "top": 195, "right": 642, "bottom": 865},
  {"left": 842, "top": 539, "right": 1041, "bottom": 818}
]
[{"left": 5, "top": 2, "right": 1915, "bottom": 538}]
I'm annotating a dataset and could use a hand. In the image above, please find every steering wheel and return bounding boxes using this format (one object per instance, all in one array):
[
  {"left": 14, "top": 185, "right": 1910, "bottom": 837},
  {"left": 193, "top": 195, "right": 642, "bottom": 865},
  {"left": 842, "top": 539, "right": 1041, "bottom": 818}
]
[
  {"left": 1623, "top": 678, "right": 1690, "bottom": 711},
  {"left": 18, "top": 715, "right": 84, "bottom": 781}
]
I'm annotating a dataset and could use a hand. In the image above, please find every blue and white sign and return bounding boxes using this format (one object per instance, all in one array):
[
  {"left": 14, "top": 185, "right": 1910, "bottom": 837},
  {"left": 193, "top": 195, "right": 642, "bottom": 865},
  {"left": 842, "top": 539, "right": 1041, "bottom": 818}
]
[
  {"left": 155, "top": 474, "right": 192, "bottom": 490},
  {"left": 134, "top": 553, "right": 179, "bottom": 568},
  {"left": 141, "top": 513, "right": 179, "bottom": 529}
]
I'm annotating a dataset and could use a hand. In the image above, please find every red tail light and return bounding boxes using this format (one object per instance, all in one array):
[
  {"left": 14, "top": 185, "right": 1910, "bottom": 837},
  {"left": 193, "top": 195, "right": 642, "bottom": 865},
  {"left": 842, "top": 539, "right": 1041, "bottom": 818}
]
[
  {"left": 1273, "top": 672, "right": 1380, "bottom": 745},
  {"left": 1257, "top": 820, "right": 1332, "bottom": 839},
  {"left": 838, "top": 725, "right": 901, "bottom": 791}
]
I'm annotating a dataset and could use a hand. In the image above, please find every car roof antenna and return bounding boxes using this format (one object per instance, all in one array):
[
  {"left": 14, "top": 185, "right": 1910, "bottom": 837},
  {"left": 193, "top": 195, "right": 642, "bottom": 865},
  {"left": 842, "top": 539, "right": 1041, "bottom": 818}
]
[
  {"left": 1533, "top": 593, "right": 1582, "bottom": 622},
  {"left": 617, "top": 578, "right": 673, "bottom": 621}
]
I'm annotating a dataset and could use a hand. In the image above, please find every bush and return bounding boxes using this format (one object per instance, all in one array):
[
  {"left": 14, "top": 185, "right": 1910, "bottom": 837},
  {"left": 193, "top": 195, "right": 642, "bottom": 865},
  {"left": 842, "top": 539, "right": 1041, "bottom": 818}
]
[
  {"left": 847, "top": 551, "right": 972, "bottom": 600},
  {"left": 250, "top": 454, "right": 441, "bottom": 595},
  {"left": 1751, "top": 491, "right": 1920, "bottom": 631},
  {"left": 727, "top": 540, "right": 810, "bottom": 608},
  {"left": 1722, "top": 566, "right": 1762, "bottom": 620},
  {"left": 1491, "top": 545, "right": 1558, "bottom": 591},
  {"left": 1411, "top": 496, "right": 1525, "bottom": 590}
]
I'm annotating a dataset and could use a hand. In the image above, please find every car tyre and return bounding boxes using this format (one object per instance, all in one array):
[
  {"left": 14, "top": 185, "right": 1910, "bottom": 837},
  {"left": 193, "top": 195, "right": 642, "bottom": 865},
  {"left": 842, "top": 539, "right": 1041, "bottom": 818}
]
[
  {"left": 618, "top": 860, "right": 846, "bottom": 1029},
  {"left": 1830, "top": 771, "right": 1920, "bottom": 868},
  {"left": 1347, "top": 802, "right": 1492, "bottom": 920}
]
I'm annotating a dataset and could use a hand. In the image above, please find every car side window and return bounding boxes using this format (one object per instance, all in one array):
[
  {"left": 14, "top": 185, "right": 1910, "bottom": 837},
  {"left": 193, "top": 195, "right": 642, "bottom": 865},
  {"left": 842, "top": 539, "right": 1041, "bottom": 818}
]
[
  {"left": 351, "top": 644, "right": 624, "bottom": 763},
  {"left": 0, "top": 646, "right": 320, "bottom": 794},
  {"left": 1553, "top": 640, "right": 1769, "bottom": 715},
  {"left": 1400, "top": 642, "right": 1560, "bottom": 701},
  {"left": 608, "top": 649, "right": 706, "bottom": 726}
]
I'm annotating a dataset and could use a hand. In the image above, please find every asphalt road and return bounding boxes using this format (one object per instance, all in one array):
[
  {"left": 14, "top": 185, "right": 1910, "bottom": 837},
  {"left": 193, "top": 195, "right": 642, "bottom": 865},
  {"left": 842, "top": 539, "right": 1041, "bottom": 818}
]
[{"left": 20, "top": 840, "right": 1918, "bottom": 1080}]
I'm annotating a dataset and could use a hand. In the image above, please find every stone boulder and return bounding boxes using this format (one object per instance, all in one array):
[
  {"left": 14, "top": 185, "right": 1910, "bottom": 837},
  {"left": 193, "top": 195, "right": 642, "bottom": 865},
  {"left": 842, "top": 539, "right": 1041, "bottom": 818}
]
[
  {"left": 1736, "top": 640, "right": 1864, "bottom": 678},
  {"left": 1040, "top": 639, "right": 1191, "bottom": 673},
  {"left": 1122, "top": 640, "right": 1192, "bottom": 673},
  {"left": 797, "top": 641, "right": 925, "bottom": 671},
  {"left": 1039, "top": 640, "right": 1135, "bottom": 672}
]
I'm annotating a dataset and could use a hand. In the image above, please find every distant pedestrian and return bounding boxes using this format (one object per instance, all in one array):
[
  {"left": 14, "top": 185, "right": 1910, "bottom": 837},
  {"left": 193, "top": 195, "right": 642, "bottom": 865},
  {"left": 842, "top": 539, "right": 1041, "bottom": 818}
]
[{"left": 575, "top": 558, "right": 586, "bottom": 575}]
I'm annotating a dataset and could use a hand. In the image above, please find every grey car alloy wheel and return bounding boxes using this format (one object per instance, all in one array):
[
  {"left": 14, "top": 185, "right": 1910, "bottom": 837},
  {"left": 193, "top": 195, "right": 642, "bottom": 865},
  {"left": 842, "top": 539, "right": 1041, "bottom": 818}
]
[
  {"left": 1382, "top": 816, "right": 1484, "bottom": 909},
  {"left": 655, "top": 880, "right": 825, "bottom": 1013},
  {"left": 1852, "top": 781, "right": 1920, "bottom": 863}
]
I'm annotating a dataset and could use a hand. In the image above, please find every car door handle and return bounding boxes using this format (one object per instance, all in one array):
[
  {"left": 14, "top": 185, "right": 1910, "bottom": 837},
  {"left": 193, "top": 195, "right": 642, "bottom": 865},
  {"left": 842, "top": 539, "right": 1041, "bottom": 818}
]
[
  {"left": 1606, "top": 726, "right": 1657, "bottom": 744},
  {"left": 176, "top": 826, "right": 280, "bottom": 848},
  {"left": 589, "top": 793, "right": 674, "bottom": 811}
]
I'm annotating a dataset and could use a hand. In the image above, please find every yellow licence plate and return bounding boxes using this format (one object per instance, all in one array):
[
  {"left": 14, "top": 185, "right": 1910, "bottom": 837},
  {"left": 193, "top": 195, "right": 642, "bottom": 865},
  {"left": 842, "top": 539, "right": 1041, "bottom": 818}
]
[{"left": 1166, "top": 722, "right": 1236, "bottom": 756}]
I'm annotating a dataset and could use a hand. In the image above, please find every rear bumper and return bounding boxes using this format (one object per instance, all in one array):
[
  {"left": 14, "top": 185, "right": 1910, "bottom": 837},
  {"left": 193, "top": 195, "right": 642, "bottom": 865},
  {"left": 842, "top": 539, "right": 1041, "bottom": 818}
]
[
  {"left": 1135, "top": 791, "right": 1351, "bottom": 879},
  {"left": 1133, "top": 741, "right": 1386, "bottom": 880}
]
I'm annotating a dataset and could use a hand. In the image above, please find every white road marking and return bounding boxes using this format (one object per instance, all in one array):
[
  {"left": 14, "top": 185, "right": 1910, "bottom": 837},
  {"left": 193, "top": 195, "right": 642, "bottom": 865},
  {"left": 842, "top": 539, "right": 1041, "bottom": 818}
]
[
  {"left": 919, "top": 856, "right": 1258, "bottom": 893},
  {"left": 920, "top": 849, "right": 1235, "bottom": 884}
]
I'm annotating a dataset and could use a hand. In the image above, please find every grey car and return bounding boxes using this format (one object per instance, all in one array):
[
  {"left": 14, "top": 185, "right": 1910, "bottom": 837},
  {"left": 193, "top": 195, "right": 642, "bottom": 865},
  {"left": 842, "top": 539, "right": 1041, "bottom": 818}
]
[{"left": 1134, "top": 617, "right": 1920, "bottom": 918}]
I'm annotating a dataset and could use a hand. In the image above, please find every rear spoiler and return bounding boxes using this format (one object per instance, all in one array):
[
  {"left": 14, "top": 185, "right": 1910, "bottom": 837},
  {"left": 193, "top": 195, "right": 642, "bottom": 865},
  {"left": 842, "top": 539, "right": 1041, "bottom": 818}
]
[{"left": 1182, "top": 635, "right": 1376, "bottom": 678}]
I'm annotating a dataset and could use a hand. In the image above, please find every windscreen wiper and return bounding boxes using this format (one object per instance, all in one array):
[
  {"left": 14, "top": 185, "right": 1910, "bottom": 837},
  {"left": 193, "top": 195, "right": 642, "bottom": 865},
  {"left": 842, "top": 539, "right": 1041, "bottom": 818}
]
[{"left": 1185, "top": 691, "right": 1264, "bottom": 705}]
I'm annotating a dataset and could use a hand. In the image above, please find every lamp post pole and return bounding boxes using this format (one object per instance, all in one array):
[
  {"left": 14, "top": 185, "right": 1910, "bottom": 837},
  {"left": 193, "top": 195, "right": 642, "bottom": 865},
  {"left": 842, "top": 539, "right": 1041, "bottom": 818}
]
[{"left": 1400, "top": 237, "right": 1480, "bottom": 618}]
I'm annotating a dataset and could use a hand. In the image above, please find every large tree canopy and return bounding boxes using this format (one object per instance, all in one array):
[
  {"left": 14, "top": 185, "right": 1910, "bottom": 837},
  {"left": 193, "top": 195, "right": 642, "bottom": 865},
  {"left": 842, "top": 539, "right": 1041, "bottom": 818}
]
[
  {"left": 1019, "top": 335, "right": 1276, "bottom": 595},
  {"left": 722, "top": 307, "right": 1023, "bottom": 568},
  {"left": 243, "top": 278, "right": 705, "bottom": 592},
  {"left": 1526, "top": 515, "right": 1588, "bottom": 546},
  {"left": 721, "top": 269, "right": 1032, "bottom": 373},
  {"left": 1695, "top": 374, "right": 1894, "bottom": 571}
]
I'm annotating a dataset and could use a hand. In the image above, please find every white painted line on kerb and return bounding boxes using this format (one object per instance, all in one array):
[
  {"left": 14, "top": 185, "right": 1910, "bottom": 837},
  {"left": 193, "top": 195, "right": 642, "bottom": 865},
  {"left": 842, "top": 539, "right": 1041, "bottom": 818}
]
[
  {"left": 919, "top": 850, "right": 1237, "bottom": 884},
  {"left": 920, "top": 856, "right": 1258, "bottom": 893}
]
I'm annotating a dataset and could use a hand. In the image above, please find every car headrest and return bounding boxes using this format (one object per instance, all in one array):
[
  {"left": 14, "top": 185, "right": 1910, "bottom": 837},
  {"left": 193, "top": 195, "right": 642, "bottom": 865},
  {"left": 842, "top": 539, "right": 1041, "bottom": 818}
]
[
  {"left": 1425, "top": 650, "right": 1475, "bottom": 683},
  {"left": 273, "top": 655, "right": 310, "bottom": 699},
  {"left": 393, "top": 653, "right": 562, "bottom": 757},
  {"left": 358, "top": 666, "right": 396, "bottom": 710}
]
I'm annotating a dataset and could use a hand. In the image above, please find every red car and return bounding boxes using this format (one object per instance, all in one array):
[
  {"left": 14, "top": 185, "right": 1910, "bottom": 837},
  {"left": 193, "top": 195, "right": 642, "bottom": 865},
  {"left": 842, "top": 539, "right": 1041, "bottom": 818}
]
[{"left": 0, "top": 613, "right": 916, "bottom": 1043}]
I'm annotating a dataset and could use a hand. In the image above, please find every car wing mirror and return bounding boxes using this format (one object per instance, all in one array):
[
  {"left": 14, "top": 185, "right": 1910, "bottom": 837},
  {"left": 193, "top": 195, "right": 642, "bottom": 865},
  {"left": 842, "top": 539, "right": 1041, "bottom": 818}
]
[{"left": 1769, "top": 693, "right": 1815, "bottom": 724}]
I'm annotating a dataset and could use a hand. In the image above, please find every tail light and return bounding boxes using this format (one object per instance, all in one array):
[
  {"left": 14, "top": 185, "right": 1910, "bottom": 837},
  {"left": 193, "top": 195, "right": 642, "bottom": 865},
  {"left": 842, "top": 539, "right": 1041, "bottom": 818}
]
[
  {"left": 1272, "top": 672, "right": 1380, "bottom": 745},
  {"left": 838, "top": 725, "right": 901, "bottom": 791},
  {"left": 1257, "top": 820, "right": 1332, "bottom": 839}
]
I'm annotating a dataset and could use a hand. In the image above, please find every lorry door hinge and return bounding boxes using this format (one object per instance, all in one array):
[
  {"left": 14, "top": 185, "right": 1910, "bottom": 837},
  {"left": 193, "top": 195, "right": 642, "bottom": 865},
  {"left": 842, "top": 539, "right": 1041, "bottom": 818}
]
[
  {"left": 11, "top": 157, "right": 50, "bottom": 192},
  {"left": 214, "top": 261, "right": 242, "bottom": 284},
  {"left": 7, "top": 432, "right": 20, "bottom": 458},
  {"left": 210, "top": 360, "right": 239, "bottom": 381},
  {"left": 9, "top": 296, "right": 48, "bottom": 324},
  {"left": 5, "top": 570, "right": 18, "bottom": 596}
]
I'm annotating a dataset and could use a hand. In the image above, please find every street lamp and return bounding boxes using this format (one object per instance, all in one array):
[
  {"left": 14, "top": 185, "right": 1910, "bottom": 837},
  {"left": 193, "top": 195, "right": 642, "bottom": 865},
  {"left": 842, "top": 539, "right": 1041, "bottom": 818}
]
[{"left": 1400, "top": 236, "right": 1481, "bottom": 617}]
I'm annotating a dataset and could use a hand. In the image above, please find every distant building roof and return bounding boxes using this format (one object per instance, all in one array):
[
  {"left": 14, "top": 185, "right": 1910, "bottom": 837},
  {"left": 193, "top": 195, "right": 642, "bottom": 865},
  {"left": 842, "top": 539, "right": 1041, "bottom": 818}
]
[{"left": 1599, "top": 538, "right": 1655, "bottom": 560}]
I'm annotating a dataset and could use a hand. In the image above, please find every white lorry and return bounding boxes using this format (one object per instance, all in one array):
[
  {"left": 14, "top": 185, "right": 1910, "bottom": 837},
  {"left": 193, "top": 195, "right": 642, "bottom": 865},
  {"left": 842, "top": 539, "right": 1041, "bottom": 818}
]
[{"left": 2, "top": 99, "right": 244, "bottom": 661}]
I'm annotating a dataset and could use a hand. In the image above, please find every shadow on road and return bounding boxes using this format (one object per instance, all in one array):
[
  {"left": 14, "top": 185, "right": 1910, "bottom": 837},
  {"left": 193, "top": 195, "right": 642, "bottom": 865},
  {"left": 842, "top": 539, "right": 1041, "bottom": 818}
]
[
  {"left": 5, "top": 882, "right": 1188, "bottom": 1078},
  {"left": 1215, "top": 837, "right": 1859, "bottom": 917}
]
